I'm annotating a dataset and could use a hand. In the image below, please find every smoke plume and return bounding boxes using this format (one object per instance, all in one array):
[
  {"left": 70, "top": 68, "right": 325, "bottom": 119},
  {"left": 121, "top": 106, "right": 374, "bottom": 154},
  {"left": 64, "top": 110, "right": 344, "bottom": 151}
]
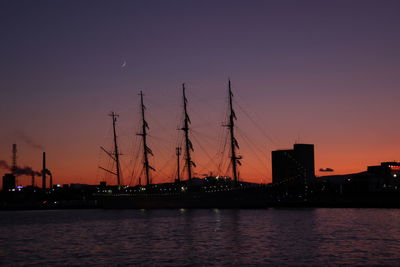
[
  {"left": 14, "top": 166, "right": 42, "bottom": 176},
  {"left": 15, "top": 130, "right": 44, "bottom": 150},
  {"left": 0, "top": 160, "right": 10, "bottom": 169},
  {"left": 0, "top": 160, "right": 41, "bottom": 175}
]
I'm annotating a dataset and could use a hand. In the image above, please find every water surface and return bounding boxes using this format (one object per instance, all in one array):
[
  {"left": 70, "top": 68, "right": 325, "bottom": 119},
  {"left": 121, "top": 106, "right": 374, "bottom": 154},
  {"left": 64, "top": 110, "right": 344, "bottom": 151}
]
[{"left": 1, "top": 208, "right": 399, "bottom": 266}]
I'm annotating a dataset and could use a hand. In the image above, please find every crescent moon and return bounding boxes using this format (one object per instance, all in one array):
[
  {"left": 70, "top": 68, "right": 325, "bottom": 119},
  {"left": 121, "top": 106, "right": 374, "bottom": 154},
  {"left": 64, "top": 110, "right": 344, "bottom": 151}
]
[{"left": 121, "top": 60, "right": 127, "bottom": 68}]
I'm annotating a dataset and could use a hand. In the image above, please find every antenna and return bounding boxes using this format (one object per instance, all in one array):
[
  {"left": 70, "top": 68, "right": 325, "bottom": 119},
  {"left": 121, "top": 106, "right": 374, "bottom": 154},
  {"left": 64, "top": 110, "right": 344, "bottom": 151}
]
[{"left": 181, "top": 83, "right": 195, "bottom": 180}]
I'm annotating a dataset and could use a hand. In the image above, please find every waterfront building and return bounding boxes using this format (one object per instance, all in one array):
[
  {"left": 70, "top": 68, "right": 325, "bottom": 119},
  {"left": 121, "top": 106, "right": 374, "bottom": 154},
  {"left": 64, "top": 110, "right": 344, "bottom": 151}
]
[{"left": 272, "top": 144, "right": 315, "bottom": 184}]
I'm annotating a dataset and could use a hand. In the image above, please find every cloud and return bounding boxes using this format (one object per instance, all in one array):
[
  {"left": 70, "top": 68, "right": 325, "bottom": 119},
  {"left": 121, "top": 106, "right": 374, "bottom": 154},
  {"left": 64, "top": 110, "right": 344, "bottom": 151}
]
[{"left": 319, "top": 168, "right": 334, "bottom": 172}]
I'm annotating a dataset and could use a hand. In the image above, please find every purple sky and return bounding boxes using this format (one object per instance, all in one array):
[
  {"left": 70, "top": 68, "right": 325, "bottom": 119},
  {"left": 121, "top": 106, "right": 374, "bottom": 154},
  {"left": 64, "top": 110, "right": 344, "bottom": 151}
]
[{"left": 1, "top": 0, "right": 399, "bottom": 186}]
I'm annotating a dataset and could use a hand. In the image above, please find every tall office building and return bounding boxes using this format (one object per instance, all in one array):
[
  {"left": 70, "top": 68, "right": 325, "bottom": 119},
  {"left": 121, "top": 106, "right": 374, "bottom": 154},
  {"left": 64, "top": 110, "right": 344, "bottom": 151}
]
[{"left": 272, "top": 144, "right": 315, "bottom": 184}]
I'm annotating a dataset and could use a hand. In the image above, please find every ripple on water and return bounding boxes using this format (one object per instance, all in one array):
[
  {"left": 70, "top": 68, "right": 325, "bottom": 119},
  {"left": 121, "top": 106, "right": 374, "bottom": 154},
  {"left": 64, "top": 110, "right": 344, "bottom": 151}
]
[{"left": 1, "top": 209, "right": 400, "bottom": 266}]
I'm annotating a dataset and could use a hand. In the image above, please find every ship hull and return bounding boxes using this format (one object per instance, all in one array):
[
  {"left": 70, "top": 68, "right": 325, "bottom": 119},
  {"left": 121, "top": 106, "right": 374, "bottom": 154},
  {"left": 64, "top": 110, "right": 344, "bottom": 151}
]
[{"left": 96, "top": 186, "right": 270, "bottom": 209}]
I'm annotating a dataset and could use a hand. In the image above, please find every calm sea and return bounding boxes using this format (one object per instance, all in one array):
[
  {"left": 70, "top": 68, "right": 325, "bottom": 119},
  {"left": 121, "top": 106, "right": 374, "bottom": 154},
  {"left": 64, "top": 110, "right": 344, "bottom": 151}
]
[{"left": 1, "top": 208, "right": 400, "bottom": 266}]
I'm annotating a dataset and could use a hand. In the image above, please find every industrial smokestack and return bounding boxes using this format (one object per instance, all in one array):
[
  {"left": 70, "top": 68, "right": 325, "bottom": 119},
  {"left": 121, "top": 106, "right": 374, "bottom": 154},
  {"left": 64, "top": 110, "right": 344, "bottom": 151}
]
[
  {"left": 12, "top": 144, "right": 17, "bottom": 174},
  {"left": 42, "top": 152, "right": 46, "bottom": 189},
  {"left": 45, "top": 169, "right": 53, "bottom": 188},
  {"left": 12, "top": 144, "right": 17, "bottom": 186}
]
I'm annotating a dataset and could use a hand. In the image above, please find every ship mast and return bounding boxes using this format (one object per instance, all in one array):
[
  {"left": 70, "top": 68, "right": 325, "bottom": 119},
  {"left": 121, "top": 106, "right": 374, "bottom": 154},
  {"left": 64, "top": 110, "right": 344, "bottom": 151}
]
[
  {"left": 138, "top": 91, "right": 154, "bottom": 186},
  {"left": 176, "top": 147, "right": 181, "bottom": 182},
  {"left": 227, "top": 80, "right": 241, "bottom": 184},
  {"left": 182, "top": 83, "right": 195, "bottom": 180},
  {"left": 110, "top": 111, "right": 122, "bottom": 186}
]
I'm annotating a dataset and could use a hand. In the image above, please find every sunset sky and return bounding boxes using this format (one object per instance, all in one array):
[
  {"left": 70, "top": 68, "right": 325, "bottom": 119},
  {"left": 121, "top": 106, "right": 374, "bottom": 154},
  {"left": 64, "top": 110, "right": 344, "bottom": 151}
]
[{"left": 1, "top": 0, "right": 399, "bottom": 188}]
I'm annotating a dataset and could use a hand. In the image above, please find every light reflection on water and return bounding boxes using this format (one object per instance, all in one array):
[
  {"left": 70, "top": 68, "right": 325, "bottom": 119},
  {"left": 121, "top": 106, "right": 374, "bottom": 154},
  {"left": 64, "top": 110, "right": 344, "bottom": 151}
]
[{"left": 1, "top": 208, "right": 400, "bottom": 266}]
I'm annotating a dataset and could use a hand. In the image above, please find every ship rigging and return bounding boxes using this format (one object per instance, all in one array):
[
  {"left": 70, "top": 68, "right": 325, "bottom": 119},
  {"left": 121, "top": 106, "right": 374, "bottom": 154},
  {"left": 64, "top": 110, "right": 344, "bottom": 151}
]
[{"left": 99, "top": 80, "right": 252, "bottom": 188}]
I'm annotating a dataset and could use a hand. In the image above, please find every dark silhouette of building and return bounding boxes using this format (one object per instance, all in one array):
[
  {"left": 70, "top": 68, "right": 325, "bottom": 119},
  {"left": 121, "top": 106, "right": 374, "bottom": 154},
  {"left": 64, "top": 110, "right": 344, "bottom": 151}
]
[
  {"left": 2, "top": 173, "right": 16, "bottom": 191},
  {"left": 368, "top": 162, "right": 400, "bottom": 177},
  {"left": 367, "top": 162, "right": 400, "bottom": 189},
  {"left": 272, "top": 144, "right": 315, "bottom": 184}
]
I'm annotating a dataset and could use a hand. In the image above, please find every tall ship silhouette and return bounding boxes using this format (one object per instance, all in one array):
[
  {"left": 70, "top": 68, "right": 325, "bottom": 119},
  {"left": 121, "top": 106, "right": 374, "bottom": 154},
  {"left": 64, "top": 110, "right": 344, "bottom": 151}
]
[{"left": 95, "top": 80, "right": 277, "bottom": 208}]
